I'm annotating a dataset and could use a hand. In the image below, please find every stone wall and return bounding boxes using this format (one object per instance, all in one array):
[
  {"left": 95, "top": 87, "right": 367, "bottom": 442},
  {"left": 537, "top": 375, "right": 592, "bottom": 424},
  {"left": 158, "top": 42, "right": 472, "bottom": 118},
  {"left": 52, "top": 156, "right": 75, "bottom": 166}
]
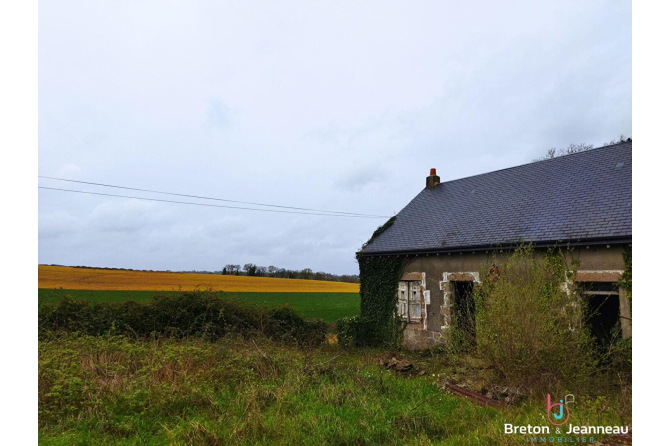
[{"left": 397, "top": 243, "right": 631, "bottom": 349}]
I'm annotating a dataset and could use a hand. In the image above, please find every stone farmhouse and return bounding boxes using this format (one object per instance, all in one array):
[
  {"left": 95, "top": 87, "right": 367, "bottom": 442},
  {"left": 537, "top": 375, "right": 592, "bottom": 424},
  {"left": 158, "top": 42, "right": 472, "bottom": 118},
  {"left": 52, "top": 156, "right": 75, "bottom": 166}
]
[{"left": 357, "top": 141, "right": 632, "bottom": 349}]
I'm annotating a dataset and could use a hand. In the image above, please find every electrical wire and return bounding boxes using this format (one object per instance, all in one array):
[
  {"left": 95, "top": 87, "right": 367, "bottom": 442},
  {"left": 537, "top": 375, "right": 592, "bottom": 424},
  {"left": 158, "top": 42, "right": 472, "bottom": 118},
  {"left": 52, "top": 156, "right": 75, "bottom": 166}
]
[
  {"left": 38, "top": 175, "right": 387, "bottom": 218},
  {"left": 38, "top": 187, "right": 390, "bottom": 219}
]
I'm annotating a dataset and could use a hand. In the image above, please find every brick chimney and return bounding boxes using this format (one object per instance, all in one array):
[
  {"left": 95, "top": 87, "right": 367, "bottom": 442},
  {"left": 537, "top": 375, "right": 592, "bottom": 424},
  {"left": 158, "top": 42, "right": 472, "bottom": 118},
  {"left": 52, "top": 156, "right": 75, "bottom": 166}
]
[{"left": 426, "top": 168, "right": 440, "bottom": 189}]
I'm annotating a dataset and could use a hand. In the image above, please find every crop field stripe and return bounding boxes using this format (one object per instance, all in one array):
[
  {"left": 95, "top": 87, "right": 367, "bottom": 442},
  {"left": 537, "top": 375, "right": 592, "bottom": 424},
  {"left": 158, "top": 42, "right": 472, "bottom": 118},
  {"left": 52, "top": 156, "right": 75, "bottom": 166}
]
[{"left": 39, "top": 265, "right": 360, "bottom": 293}]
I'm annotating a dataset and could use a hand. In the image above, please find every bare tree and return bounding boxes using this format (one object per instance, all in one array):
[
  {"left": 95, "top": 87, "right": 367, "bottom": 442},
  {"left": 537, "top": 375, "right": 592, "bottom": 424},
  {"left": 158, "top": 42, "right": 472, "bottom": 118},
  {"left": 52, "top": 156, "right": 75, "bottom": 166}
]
[
  {"left": 299, "top": 268, "right": 314, "bottom": 280},
  {"left": 223, "top": 263, "right": 358, "bottom": 282},
  {"left": 224, "top": 264, "right": 239, "bottom": 275},
  {"left": 533, "top": 135, "right": 629, "bottom": 162},
  {"left": 603, "top": 134, "right": 630, "bottom": 146},
  {"left": 243, "top": 263, "right": 257, "bottom": 276},
  {"left": 534, "top": 142, "right": 594, "bottom": 161}
]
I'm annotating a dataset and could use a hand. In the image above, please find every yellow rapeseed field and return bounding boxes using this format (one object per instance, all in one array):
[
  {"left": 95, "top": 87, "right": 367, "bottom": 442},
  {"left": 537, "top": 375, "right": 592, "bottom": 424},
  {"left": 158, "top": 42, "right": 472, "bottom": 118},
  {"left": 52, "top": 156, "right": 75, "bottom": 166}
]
[{"left": 38, "top": 265, "right": 360, "bottom": 293}]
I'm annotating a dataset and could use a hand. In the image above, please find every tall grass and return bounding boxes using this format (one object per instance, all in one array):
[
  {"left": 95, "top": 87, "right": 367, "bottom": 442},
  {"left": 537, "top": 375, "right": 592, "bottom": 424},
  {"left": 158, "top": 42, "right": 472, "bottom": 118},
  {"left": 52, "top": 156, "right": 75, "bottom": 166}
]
[{"left": 39, "top": 335, "right": 626, "bottom": 445}]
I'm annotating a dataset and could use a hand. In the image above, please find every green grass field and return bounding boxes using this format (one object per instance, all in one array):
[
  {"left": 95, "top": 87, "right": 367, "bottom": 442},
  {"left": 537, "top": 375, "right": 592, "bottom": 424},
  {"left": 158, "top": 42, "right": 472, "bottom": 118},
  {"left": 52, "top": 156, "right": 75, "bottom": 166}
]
[
  {"left": 38, "top": 335, "right": 626, "bottom": 445},
  {"left": 38, "top": 289, "right": 360, "bottom": 322}
]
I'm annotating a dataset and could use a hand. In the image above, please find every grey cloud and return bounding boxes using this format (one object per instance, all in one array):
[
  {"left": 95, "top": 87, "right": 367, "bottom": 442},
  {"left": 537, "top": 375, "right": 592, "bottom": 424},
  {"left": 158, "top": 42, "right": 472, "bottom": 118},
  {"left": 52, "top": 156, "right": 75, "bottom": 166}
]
[
  {"left": 38, "top": 210, "right": 83, "bottom": 240},
  {"left": 206, "top": 99, "right": 232, "bottom": 130},
  {"left": 334, "top": 166, "right": 390, "bottom": 192},
  {"left": 88, "top": 200, "right": 166, "bottom": 234},
  {"left": 38, "top": 1, "right": 631, "bottom": 275}
]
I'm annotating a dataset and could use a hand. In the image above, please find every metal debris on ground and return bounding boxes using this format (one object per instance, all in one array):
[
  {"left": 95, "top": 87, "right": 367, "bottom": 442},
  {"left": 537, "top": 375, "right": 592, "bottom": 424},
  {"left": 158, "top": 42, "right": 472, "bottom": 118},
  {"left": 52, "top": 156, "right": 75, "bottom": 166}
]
[
  {"left": 438, "top": 381, "right": 509, "bottom": 409},
  {"left": 482, "top": 385, "right": 526, "bottom": 405},
  {"left": 376, "top": 355, "right": 515, "bottom": 409},
  {"left": 378, "top": 356, "right": 420, "bottom": 375}
]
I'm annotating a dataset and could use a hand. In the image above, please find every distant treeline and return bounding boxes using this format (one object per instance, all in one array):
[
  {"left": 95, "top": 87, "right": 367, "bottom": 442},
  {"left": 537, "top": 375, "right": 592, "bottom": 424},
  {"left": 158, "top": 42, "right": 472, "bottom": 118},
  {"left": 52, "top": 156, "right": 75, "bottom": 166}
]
[
  {"left": 41, "top": 264, "right": 359, "bottom": 283},
  {"left": 222, "top": 264, "right": 359, "bottom": 283}
]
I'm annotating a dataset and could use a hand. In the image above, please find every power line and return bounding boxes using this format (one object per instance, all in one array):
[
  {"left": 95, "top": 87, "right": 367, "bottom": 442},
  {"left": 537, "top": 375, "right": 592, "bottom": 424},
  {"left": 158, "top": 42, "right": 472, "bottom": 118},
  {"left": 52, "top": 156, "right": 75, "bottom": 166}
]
[
  {"left": 38, "top": 187, "right": 390, "bottom": 219},
  {"left": 38, "top": 175, "right": 387, "bottom": 218}
]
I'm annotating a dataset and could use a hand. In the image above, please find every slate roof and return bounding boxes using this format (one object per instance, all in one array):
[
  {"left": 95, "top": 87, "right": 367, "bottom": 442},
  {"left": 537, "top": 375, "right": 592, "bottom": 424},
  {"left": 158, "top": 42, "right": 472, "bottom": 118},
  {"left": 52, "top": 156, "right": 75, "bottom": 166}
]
[{"left": 361, "top": 141, "right": 632, "bottom": 255}]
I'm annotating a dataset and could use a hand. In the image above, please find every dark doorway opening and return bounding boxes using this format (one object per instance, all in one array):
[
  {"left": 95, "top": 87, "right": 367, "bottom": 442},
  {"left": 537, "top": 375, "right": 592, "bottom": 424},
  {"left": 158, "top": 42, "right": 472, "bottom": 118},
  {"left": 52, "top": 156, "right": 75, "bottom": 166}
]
[
  {"left": 580, "top": 282, "right": 621, "bottom": 347},
  {"left": 452, "top": 281, "right": 476, "bottom": 349}
]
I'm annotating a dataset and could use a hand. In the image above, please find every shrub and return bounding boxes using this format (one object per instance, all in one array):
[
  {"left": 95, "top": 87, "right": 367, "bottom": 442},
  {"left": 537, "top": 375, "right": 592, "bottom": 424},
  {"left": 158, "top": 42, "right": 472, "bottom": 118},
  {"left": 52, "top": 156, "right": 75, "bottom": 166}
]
[
  {"left": 335, "top": 316, "right": 356, "bottom": 347},
  {"left": 334, "top": 316, "right": 367, "bottom": 347},
  {"left": 38, "top": 292, "right": 327, "bottom": 347},
  {"left": 473, "top": 246, "right": 598, "bottom": 395},
  {"left": 265, "top": 306, "right": 328, "bottom": 347}
]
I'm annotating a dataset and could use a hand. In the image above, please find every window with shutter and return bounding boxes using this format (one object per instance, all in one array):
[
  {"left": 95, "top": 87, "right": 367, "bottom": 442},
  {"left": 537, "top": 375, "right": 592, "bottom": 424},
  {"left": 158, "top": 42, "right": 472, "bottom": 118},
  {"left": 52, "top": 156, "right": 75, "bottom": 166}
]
[
  {"left": 397, "top": 280, "right": 424, "bottom": 325},
  {"left": 397, "top": 282, "right": 408, "bottom": 319}
]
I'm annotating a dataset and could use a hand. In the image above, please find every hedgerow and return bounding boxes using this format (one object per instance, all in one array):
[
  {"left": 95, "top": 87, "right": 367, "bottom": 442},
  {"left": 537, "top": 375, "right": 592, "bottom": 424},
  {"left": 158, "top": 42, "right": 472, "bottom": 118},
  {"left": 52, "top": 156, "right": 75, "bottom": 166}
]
[{"left": 38, "top": 291, "right": 327, "bottom": 348}]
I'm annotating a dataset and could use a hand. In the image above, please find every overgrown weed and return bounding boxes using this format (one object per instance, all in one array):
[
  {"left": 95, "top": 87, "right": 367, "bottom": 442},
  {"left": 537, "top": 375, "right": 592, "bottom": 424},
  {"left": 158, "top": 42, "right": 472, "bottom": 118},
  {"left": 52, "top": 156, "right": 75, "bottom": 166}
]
[{"left": 39, "top": 334, "right": 628, "bottom": 445}]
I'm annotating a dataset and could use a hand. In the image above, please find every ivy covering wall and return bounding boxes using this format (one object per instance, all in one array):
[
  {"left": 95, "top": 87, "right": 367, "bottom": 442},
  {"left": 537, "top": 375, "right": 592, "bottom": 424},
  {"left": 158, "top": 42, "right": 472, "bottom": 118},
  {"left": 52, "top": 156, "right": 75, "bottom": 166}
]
[
  {"left": 339, "top": 216, "right": 406, "bottom": 347},
  {"left": 356, "top": 255, "right": 406, "bottom": 346}
]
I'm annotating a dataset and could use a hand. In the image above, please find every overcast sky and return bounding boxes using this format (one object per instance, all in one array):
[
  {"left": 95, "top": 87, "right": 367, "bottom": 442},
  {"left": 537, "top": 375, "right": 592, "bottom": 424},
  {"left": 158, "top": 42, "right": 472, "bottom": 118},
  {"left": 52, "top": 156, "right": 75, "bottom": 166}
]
[{"left": 38, "top": 1, "right": 631, "bottom": 275}]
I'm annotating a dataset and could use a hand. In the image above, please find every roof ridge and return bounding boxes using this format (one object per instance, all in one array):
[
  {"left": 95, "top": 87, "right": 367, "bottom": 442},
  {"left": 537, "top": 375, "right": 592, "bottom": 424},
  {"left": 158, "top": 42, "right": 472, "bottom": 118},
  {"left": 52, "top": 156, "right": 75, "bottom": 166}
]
[
  {"left": 363, "top": 140, "right": 631, "bottom": 254},
  {"left": 434, "top": 140, "right": 631, "bottom": 188}
]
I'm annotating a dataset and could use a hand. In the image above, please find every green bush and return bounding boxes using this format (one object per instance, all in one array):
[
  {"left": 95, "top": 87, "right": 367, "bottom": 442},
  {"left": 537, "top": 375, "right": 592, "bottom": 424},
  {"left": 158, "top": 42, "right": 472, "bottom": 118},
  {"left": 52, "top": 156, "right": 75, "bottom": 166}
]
[
  {"left": 335, "top": 316, "right": 357, "bottom": 347},
  {"left": 38, "top": 292, "right": 327, "bottom": 347},
  {"left": 265, "top": 306, "right": 328, "bottom": 347},
  {"left": 474, "top": 246, "right": 598, "bottom": 395},
  {"left": 607, "top": 336, "right": 632, "bottom": 372},
  {"left": 335, "top": 315, "right": 394, "bottom": 347}
]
